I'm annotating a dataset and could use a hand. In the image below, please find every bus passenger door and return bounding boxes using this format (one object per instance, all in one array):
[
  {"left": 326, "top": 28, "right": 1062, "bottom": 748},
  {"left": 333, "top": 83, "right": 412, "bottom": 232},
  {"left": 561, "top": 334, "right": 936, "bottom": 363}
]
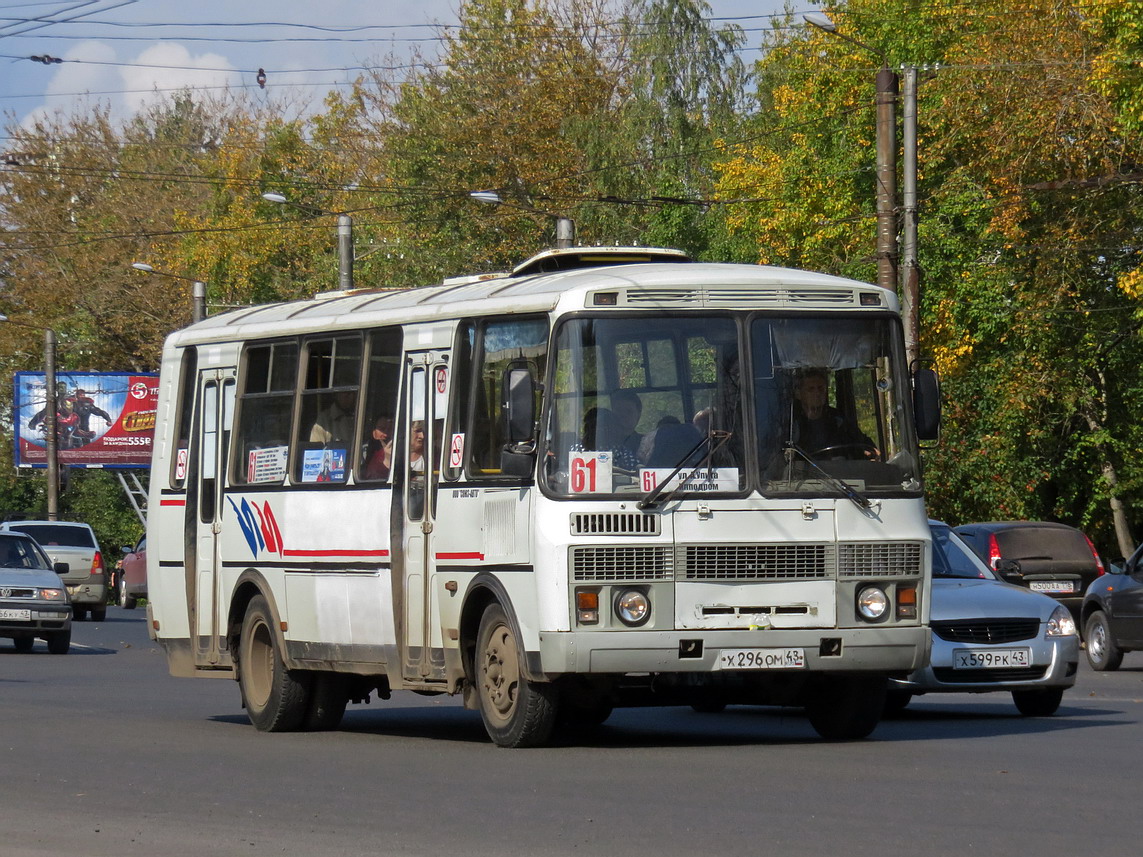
[
  {"left": 191, "top": 369, "right": 235, "bottom": 667},
  {"left": 400, "top": 351, "right": 449, "bottom": 682}
]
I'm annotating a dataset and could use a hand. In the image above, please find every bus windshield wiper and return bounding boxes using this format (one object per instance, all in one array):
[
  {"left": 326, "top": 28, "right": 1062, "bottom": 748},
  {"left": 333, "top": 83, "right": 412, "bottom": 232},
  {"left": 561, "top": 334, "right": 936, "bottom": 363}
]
[
  {"left": 783, "top": 442, "right": 872, "bottom": 510},
  {"left": 638, "top": 431, "right": 731, "bottom": 511}
]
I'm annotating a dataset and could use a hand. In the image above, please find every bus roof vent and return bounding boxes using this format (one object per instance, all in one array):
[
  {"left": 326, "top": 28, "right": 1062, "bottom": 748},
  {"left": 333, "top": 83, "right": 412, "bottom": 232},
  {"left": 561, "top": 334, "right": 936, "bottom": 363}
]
[
  {"left": 571, "top": 512, "right": 661, "bottom": 537},
  {"left": 513, "top": 246, "right": 692, "bottom": 278}
]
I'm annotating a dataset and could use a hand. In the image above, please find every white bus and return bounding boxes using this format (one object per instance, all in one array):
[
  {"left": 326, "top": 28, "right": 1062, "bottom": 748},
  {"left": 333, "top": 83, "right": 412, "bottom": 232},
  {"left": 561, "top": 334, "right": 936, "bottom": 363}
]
[{"left": 147, "top": 247, "right": 940, "bottom": 747}]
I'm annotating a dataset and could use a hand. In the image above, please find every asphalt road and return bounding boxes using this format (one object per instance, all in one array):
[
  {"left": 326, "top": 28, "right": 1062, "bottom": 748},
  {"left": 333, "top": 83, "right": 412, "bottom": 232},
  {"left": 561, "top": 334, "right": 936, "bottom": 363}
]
[{"left": 2, "top": 608, "right": 1141, "bottom": 857}]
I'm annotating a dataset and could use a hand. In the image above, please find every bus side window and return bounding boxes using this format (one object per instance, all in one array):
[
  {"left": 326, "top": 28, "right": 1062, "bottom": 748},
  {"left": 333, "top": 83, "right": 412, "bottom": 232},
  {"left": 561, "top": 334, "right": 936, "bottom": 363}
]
[
  {"left": 232, "top": 341, "right": 297, "bottom": 485},
  {"left": 464, "top": 316, "right": 549, "bottom": 478},
  {"left": 170, "top": 347, "right": 197, "bottom": 488},
  {"left": 357, "top": 327, "right": 402, "bottom": 482},
  {"left": 294, "top": 336, "right": 362, "bottom": 484}
]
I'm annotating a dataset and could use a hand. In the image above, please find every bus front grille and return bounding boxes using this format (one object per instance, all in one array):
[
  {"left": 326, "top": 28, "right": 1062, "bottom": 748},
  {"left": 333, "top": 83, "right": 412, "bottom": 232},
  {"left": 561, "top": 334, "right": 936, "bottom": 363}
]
[
  {"left": 682, "top": 544, "right": 834, "bottom": 581},
  {"left": 570, "top": 512, "right": 661, "bottom": 536},
  {"left": 838, "top": 542, "right": 924, "bottom": 577},
  {"left": 570, "top": 546, "right": 673, "bottom": 581}
]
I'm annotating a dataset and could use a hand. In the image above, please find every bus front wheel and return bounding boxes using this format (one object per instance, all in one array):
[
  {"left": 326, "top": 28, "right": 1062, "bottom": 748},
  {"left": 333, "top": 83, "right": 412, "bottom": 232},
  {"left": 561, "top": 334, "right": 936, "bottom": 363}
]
[
  {"left": 239, "top": 595, "right": 311, "bottom": 732},
  {"left": 805, "top": 675, "right": 886, "bottom": 740},
  {"left": 475, "top": 603, "right": 557, "bottom": 748}
]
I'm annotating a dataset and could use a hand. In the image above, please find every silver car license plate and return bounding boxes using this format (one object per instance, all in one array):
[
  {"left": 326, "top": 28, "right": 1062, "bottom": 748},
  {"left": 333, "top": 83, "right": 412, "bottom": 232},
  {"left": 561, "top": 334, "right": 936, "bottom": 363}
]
[
  {"left": 0, "top": 608, "right": 32, "bottom": 621},
  {"left": 953, "top": 648, "right": 1031, "bottom": 669}
]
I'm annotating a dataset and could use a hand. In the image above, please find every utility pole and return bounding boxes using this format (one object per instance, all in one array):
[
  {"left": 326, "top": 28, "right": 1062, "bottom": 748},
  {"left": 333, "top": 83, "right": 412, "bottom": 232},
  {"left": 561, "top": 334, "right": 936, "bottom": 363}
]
[
  {"left": 900, "top": 65, "right": 919, "bottom": 369},
  {"left": 44, "top": 329, "right": 59, "bottom": 521},
  {"left": 875, "top": 66, "right": 900, "bottom": 297}
]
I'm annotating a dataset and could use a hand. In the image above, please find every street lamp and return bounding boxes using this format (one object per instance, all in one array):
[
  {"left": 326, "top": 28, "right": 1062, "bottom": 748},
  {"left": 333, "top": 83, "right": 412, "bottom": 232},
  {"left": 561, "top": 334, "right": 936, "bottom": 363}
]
[
  {"left": 130, "top": 263, "right": 206, "bottom": 324},
  {"left": 804, "top": 13, "right": 899, "bottom": 300},
  {"left": 262, "top": 192, "right": 354, "bottom": 291},
  {"left": 470, "top": 190, "right": 576, "bottom": 250},
  {"left": 0, "top": 313, "right": 60, "bottom": 520}
]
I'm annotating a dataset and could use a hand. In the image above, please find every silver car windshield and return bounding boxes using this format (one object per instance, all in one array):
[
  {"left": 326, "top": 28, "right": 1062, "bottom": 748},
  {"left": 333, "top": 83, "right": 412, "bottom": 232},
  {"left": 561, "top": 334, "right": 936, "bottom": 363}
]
[{"left": 932, "top": 525, "right": 995, "bottom": 580}]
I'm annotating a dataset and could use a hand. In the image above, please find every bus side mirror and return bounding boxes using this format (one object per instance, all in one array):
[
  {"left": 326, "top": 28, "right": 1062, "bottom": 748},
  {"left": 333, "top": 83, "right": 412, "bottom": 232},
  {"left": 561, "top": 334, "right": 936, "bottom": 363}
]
[
  {"left": 503, "top": 367, "right": 537, "bottom": 444},
  {"left": 912, "top": 367, "right": 941, "bottom": 441}
]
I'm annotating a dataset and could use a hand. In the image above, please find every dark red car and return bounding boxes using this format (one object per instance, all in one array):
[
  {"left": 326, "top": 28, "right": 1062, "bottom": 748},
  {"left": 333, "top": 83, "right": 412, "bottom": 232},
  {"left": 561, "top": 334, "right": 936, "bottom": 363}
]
[{"left": 117, "top": 536, "right": 146, "bottom": 609}]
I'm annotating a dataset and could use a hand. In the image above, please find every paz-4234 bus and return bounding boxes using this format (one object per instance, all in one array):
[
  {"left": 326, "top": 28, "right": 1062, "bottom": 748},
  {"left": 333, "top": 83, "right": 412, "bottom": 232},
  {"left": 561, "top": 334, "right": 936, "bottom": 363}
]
[{"left": 147, "top": 247, "right": 940, "bottom": 747}]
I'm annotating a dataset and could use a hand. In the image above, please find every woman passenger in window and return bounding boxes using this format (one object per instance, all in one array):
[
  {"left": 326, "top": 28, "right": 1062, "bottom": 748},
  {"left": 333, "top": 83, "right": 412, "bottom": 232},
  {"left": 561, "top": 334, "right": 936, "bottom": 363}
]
[{"left": 409, "top": 420, "right": 426, "bottom": 472}]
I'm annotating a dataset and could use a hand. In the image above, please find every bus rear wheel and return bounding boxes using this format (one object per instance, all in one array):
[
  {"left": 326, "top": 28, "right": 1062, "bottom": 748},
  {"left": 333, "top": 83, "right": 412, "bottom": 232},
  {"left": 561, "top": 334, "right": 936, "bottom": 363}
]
[
  {"left": 805, "top": 675, "right": 886, "bottom": 740},
  {"left": 239, "top": 595, "right": 311, "bottom": 732},
  {"left": 475, "top": 603, "right": 557, "bottom": 748}
]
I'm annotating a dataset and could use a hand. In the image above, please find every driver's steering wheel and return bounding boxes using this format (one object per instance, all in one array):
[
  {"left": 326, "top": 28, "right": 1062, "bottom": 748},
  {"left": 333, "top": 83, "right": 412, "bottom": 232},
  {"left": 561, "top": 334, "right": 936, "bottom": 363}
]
[{"left": 809, "top": 441, "right": 879, "bottom": 461}]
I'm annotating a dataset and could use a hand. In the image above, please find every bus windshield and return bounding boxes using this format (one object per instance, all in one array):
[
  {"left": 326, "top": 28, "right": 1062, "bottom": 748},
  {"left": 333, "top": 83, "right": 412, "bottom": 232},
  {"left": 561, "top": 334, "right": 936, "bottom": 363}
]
[{"left": 543, "top": 313, "right": 920, "bottom": 499}]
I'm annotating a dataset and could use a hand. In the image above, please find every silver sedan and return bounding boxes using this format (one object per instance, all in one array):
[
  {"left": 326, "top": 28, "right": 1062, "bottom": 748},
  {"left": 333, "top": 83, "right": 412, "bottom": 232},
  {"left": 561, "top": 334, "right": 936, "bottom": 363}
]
[{"left": 888, "top": 521, "right": 1079, "bottom": 716}]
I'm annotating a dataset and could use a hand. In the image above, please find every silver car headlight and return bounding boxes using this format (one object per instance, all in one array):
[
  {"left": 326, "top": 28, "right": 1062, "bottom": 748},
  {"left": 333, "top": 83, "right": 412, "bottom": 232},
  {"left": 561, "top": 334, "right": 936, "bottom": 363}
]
[
  {"left": 1046, "top": 604, "right": 1077, "bottom": 637},
  {"left": 37, "top": 588, "right": 65, "bottom": 601}
]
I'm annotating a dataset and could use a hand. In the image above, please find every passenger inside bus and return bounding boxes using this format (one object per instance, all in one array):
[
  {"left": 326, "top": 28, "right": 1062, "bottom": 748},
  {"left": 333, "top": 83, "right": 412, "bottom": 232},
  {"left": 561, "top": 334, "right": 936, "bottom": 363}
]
[
  {"left": 310, "top": 390, "right": 357, "bottom": 445},
  {"left": 362, "top": 416, "right": 394, "bottom": 480},
  {"left": 609, "top": 389, "right": 643, "bottom": 458},
  {"left": 575, "top": 407, "right": 639, "bottom": 471}
]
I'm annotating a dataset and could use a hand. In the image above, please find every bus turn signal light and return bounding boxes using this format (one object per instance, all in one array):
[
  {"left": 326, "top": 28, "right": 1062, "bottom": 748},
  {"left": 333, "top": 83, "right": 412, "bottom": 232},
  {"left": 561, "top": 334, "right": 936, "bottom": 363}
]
[
  {"left": 576, "top": 590, "right": 599, "bottom": 625},
  {"left": 896, "top": 585, "right": 917, "bottom": 620}
]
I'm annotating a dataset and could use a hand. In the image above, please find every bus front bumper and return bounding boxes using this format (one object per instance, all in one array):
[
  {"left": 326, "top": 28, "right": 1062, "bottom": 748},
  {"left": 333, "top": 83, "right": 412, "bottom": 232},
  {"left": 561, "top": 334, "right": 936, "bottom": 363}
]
[{"left": 536, "top": 625, "right": 929, "bottom": 676}]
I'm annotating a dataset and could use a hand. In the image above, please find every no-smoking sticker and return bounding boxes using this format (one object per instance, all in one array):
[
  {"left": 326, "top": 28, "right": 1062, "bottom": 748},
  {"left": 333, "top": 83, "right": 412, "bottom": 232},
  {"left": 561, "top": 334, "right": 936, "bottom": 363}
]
[
  {"left": 449, "top": 433, "right": 465, "bottom": 468},
  {"left": 435, "top": 367, "right": 447, "bottom": 394}
]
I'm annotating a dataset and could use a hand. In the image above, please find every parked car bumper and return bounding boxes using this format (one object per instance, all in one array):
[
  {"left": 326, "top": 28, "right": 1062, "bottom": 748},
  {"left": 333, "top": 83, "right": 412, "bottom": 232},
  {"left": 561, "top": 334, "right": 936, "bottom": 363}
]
[{"left": 65, "top": 581, "right": 107, "bottom": 607}]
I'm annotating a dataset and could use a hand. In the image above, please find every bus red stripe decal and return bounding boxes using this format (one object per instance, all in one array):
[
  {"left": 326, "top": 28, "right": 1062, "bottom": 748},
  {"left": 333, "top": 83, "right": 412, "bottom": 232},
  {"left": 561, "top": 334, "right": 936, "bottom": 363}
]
[
  {"left": 435, "top": 552, "right": 484, "bottom": 561},
  {"left": 281, "top": 549, "right": 391, "bottom": 558},
  {"left": 160, "top": 499, "right": 186, "bottom": 506}
]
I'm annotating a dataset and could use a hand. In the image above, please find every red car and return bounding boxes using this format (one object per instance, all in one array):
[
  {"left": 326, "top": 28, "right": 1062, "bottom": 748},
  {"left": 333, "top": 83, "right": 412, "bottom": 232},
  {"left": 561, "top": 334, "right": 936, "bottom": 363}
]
[{"left": 117, "top": 536, "right": 147, "bottom": 609}]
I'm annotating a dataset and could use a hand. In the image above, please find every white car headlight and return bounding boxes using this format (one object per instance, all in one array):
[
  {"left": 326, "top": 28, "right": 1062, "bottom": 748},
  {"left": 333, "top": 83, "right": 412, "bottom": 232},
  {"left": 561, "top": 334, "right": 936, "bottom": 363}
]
[
  {"left": 38, "top": 588, "right": 65, "bottom": 601},
  {"left": 1046, "top": 604, "right": 1077, "bottom": 637}
]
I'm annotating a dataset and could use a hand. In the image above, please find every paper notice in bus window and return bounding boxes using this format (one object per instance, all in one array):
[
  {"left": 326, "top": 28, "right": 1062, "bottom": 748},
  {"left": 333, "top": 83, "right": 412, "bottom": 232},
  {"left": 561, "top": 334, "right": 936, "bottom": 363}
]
[
  {"left": 570, "top": 451, "right": 613, "bottom": 494},
  {"left": 449, "top": 433, "right": 465, "bottom": 469},
  {"left": 301, "top": 448, "right": 346, "bottom": 483},
  {"left": 247, "top": 446, "right": 288, "bottom": 483},
  {"left": 639, "top": 468, "right": 738, "bottom": 493}
]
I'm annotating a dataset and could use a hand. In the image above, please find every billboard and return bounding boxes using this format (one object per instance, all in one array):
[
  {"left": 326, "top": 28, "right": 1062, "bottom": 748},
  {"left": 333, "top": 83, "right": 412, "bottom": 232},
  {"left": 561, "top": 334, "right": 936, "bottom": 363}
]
[{"left": 12, "top": 372, "right": 159, "bottom": 469}]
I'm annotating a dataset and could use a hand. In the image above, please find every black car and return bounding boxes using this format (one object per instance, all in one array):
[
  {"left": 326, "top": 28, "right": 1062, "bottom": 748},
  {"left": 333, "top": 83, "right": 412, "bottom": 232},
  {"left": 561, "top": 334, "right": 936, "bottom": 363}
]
[
  {"left": 953, "top": 521, "right": 1105, "bottom": 614},
  {"left": 1080, "top": 544, "right": 1143, "bottom": 670}
]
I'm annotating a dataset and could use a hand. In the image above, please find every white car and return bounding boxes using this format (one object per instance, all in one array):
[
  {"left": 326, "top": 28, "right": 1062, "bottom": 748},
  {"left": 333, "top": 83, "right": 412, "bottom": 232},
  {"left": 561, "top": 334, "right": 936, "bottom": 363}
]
[
  {"left": 888, "top": 521, "right": 1079, "bottom": 716},
  {"left": 0, "top": 531, "right": 72, "bottom": 654},
  {"left": 0, "top": 520, "right": 106, "bottom": 621}
]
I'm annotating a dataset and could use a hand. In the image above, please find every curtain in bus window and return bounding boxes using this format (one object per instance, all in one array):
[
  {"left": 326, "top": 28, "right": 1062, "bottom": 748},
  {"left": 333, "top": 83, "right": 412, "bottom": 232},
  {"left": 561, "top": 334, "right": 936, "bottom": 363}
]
[{"left": 771, "top": 318, "right": 878, "bottom": 370}]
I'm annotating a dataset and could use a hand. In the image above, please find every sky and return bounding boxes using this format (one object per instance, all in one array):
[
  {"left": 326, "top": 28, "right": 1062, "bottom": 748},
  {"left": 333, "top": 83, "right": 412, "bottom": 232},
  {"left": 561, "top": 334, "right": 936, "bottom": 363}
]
[{"left": 0, "top": 0, "right": 823, "bottom": 132}]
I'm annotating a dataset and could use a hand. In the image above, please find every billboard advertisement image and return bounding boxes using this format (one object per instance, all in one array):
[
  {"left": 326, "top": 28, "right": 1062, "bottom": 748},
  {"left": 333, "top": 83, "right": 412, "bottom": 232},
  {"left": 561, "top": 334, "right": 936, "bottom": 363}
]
[{"left": 13, "top": 371, "right": 159, "bottom": 468}]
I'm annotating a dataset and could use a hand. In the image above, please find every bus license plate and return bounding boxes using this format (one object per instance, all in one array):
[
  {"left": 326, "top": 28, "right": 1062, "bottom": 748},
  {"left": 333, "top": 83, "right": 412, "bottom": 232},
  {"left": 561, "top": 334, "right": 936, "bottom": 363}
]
[
  {"left": 0, "top": 608, "right": 32, "bottom": 621},
  {"left": 718, "top": 648, "right": 805, "bottom": 670},
  {"left": 1029, "top": 580, "right": 1074, "bottom": 593},
  {"left": 953, "top": 648, "right": 1031, "bottom": 669}
]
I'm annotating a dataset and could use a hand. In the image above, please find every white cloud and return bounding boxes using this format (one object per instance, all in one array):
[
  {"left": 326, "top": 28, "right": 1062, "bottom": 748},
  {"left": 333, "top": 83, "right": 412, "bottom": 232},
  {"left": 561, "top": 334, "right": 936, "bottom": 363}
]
[{"left": 119, "top": 43, "right": 236, "bottom": 115}]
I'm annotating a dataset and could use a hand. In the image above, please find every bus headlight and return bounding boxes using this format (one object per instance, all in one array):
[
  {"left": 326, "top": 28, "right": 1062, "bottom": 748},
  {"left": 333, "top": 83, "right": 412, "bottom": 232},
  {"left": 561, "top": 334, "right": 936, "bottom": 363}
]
[
  {"left": 614, "top": 589, "right": 651, "bottom": 627},
  {"left": 857, "top": 586, "right": 889, "bottom": 621}
]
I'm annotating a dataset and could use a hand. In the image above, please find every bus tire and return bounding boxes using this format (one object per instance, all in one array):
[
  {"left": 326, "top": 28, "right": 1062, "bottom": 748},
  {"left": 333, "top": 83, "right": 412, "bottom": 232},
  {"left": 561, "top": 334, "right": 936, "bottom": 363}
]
[
  {"left": 475, "top": 603, "right": 557, "bottom": 748},
  {"left": 805, "top": 675, "right": 886, "bottom": 740},
  {"left": 304, "top": 673, "right": 350, "bottom": 731},
  {"left": 239, "top": 595, "right": 311, "bottom": 732}
]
